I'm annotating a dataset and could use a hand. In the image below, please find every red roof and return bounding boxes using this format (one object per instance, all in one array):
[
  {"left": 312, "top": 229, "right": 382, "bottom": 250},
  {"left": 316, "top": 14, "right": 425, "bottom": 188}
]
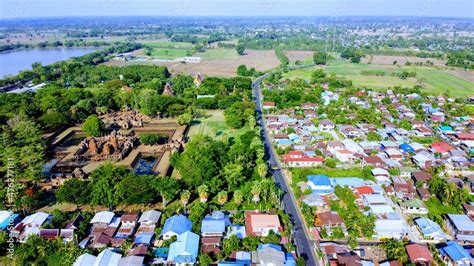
[
  {"left": 456, "top": 133, "right": 474, "bottom": 140},
  {"left": 354, "top": 186, "right": 374, "bottom": 196},
  {"left": 283, "top": 156, "right": 324, "bottom": 163},
  {"left": 263, "top": 101, "right": 276, "bottom": 107},
  {"left": 406, "top": 244, "right": 433, "bottom": 263},
  {"left": 431, "top": 142, "right": 454, "bottom": 153}
]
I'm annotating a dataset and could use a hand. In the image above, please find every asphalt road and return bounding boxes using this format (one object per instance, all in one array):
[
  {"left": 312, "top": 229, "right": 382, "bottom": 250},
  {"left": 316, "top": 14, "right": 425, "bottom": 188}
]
[{"left": 252, "top": 74, "right": 319, "bottom": 266}]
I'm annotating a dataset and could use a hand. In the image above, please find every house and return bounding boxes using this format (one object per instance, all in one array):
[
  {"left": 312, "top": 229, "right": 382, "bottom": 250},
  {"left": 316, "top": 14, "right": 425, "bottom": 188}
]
[
  {"left": 167, "top": 231, "right": 200, "bottom": 264},
  {"left": 201, "top": 211, "right": 227, "bottom": 237},
  {"left": 115, "top": 213, "right": 138, "bottom": 239},
  {"left": 406, "top": 244, "right": 434, "bottom": 264},
  {"left": 119, "top": 256, "right": 145, "bottom": 266},
  {"left": 301, "top": 103, "right": 317, "bottom": 110},
  {"left": 161, "top": 214, "right": 192, "bottom": 240},
  {"left": 374, "top": 213, "right": 405, "bottom": 240},
  {"left": 39, "top": 229, "right": 59, "bottom": 240},
  {"left": 417, "top": 187, "right": 431, "bottom": 201},
  {"left": 411, "top": 171, "right": 432, "bottom": 185},
  {"left": 12, "top": 212, "right": 50, "bottom": 242},
  {"left": 226, "top": 251, "right": 252, "bottom": 264},
  {"left": 263, "top": 102, "right": 276, "bottom": 110},
  {"left": 73, "top": 253, "right": 97, "bottom": 266},
  {"left": 399, "top": 143, "right": 415, "bottom": 153},
  {"left": 90, "top": 211, "right": 115, "bottom": 228},
  {"left": 251, "top": 244, "right": 286, "bottom": 265},
  {"left": 439, "top": 241, "right": 473, "bottom": 266},
  {"left": 302, "top": 193, "right": 326, "bottom": 207},
  {"left": 412, "top": 153, "right": 433, "bottom": 169},
  {"left": 462, "top": 203, "right": 474, "bottom": 218},
  {"left": 431, "top": 142, "right": 454, "bottom": 156},
  {"left": 327, "top": 141, "right": 345, "bottom": 153},
  {"left": 362, "top": 156, "right": 385, "bottom": 168},
  {"left": 245, "top": 212, "right": 282, "bottom": 237},
  {"left": 384, "top": 148, "right": 403, "bottom": 161},
  {"left": 319, "top": 119, "right": 335, "bottom": 131},
  {"left": 74, "top": 249, "right": 123, "bottom": 266},
  {"left": 307, "top": 175, "right": 334, "bottom": 194},
  {"left": 314, "top": 211, "right": 344, "bottom": 234},
  {"left": 65, "top": 214, "right": 85, "bottom": 230},
  {"left": 136, "top": 210, "right": 161, "bottom": 235},
  {"left": 340, "top": 125, "right": 362, "bottom": 138},
  {"left": 201, "top": 236, "right": 221, "bottom": 255},
  {"left": 391, "top": 176, "right": 415, "bottom": 197},
  {"left": 282, "top": 151, "right": 324, "bottom": 167},
  {"left": 371, "top": 168, "right": 391, "bottom": 184},
  {"left": 400, "top": 198, "right": 428, "bottom": 214},
  {"left": 444, "top": 214, "right": 474, "bottom": 242},
  {"left": 414, "top": 217, "right": 448, "bottom": 241}
]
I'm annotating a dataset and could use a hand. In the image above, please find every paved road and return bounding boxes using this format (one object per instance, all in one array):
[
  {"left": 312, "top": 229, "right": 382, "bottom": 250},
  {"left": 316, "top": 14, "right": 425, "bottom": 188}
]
[{"left": 252, "top": 73, "right": 319, "bottom": 266}]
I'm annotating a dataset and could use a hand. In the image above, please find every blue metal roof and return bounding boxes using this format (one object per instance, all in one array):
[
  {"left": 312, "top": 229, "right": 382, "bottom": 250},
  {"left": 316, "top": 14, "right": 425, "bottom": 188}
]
[
  {"left": 277, "top": 139, "right": 292, "bottom": 145},
  {"left": 167, "top": 231, "right": 200, "bottom": 263},
  {"left": 201, "top": 211, "right": 226, "bottom": 234},
  {"left": 134, "top": 232, "right": 154, "bottom": 244},
  {"left": 307, "top": 175, "right": 331, "bottom": 186},
  {"left": 330, "top": 177, "right": 366, "bottom": 187},
  {"left": 399, "top": 143, "right": 415, "bottom": 153},
  {"left": 258, "top": 243, "right": 282, "bottom": 251},
  {"left": 439, "top": 241, "right": 472, "bottom": 262},
  {"left": 0, "top": 213, "right": 19, "bottom": 230},
  {"left": 414, "top": 217, "right": 447, "bottom": 238},
  {"left": 161, "top": 214, "right": 192, "bottom": 236}
]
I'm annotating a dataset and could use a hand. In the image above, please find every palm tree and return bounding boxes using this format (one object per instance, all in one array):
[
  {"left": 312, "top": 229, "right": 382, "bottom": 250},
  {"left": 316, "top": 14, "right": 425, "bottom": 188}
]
[
  {"left": 442, "top": 182, "right": 457, "bottom": 202},
  {"left": 217, "top": 191, "right": 228, "bottom": 205},
  {"left": 251, "top": 181, "right": 262, "bottom": 203},
  {"left": 257, "top": 163, "right": 267, "bottom": 178},
  {"left": 233, "top": 190, "right": 244, "bottom": 205},
  {"left": 198, "top": 185, "right": 209, "bottom": 203},
  {"left": 180, "top": 190, "right": 191, "bottom": 210}
]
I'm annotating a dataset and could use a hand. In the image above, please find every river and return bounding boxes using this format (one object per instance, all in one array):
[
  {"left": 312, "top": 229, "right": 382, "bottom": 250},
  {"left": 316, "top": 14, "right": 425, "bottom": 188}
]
[{"left": 0, "top": 47, "right": 100, "bottom": 78}]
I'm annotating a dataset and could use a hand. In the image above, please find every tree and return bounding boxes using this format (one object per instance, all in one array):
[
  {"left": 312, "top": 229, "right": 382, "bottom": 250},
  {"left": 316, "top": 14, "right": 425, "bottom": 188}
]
[
  {"left": 233, "top": 190, "right": 244, "bottom": 205},
  {"left": 221, "top": 163, "right": 244, "bottom": 190},
  {"left": 313, "top": 50, "right": 328, "bottom": 65},
  {"left": 222, "top": 235, "right": 240, "bottom": 256},
  {"left": 236, "top": 43, "right": 245, "bottom": 55},
  {"left": 198, "top": 185, "right": 209, "bottom": 203},
  {"left": 181, "top": 190, "right": 191, "bottom": 209},
  {"left": 55, "top": 179, "right": 92, "bottom": 204},
  {"left": 381, "top": 239, "right": 409, "bottom": 264},
  {"left": 140, "top": 133, "right": 167, "bottom": 145},
  {"left": 156, "top": 177, "right": 179, "bottom": 207},
  {"left": 198, "top": 254, "right": 213, "bottom": 266},
  {"left": 82, "top": 114, "right": 104, "bottom": 137},
  {"left": 251, "top": 181, "right": 262, "bottom": 203},
  {"left": 217, "top": 191, "right": 228, "bottom": 205},
  {"left": 237, "top": 64, "right": 248, "bottom": 76},
  {"left": 177, "top": 113, "right": 193, "bottom": 126},
  {"left": 257, "top": 163, "right": 268, "bottom": 178}
]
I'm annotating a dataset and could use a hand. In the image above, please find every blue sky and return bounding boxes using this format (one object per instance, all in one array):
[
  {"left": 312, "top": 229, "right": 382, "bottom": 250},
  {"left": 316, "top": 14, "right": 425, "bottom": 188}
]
[{"left": 1, "top": 0, "right": 473, "bottom": 19}]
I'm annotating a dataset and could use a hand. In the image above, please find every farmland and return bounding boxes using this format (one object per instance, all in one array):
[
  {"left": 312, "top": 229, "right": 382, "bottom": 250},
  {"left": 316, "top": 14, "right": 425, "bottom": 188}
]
[{"left": 282, "top": 61, "right": 474, "bottom": 97}]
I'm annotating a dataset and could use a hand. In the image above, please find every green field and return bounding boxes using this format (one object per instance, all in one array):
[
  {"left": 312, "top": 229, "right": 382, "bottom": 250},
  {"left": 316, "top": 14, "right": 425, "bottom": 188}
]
[
  {"left": 188, "top": 110, "right": 251, "bottom": 138},
  {"left": 150, "top": 48, "right": 189, "bottom": 59},
  {"left": 145, "top": 41, "right": 194, "bottom": 49},
  {"left": 195, "top": 49, "right": 239, "bottom": 60},
  {"left": 282, "top": 61, "right": 474, "bottom": 97}
]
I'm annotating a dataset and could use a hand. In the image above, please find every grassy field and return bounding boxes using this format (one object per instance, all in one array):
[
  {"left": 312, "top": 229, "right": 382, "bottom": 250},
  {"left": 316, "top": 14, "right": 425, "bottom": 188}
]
[
  {"left": 145, "top": 41, "right": 194, "bottom": 49},
  {"left": 188, "top": 110, "right": 251, "bottom": 139},
  {"left": 195, "top": 49, "right": 239, "bottom": 60},
  {"left": 150, "top": 48, "right": 189, "bottom": 59},
  {"left": 282, "top": 61, "right": 474, "bottom": 97}
]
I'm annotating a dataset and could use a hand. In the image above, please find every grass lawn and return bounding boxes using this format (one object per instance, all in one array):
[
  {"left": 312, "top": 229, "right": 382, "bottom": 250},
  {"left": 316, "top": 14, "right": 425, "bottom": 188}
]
[
  {"left": 188, "top": 110, "right": 251, "bottom": 139},
  {"left": 194, "top": 49, "right": 239, "bottom": 60},
  {"left": 150, "top": 48, "right": 189, "bottom": 60},
  {"left": 282, "top": 61, "right": 474, "bottom": 97}
]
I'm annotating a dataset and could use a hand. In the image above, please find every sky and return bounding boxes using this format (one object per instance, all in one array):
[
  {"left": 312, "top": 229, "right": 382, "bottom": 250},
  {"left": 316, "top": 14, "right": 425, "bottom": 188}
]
[{"left": 1, "top": 0, "right": 473, "bottom": 19}]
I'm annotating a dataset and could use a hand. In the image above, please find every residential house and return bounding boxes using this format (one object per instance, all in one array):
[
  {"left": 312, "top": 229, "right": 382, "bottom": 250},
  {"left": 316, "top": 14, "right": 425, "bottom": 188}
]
[
  {"left": 282, "top": 150, "right": 324, "bottom": 167},
  {"left": 262, "top": 102, "right": 276, "bottom": 110},
  {"left": 411, "top": 171, "right": 432, "bottom": 186},
  {"left": 439, "top": 241, "right": 473, "bottom": 266},
  {"left": 251, "top": 244, "right": 286, "bottom": 265},
  {"left": 391, "top": 176, "right": 416, "bottom": 198},
  {"left": 374, "top": 213, "right": 406, "bottom": 240},
  {"left": 406, "top": 244, "right": 434, "bottom": 265},
  {"left": 201, "top": 211, "right": 227, "bottom": 237},
  {"left": 315, "top": 211, "right": 345, "bottom": 237},
  {"left": 307, "top": 175, "right": 334, "bottom": 194},
  {"left": 167, "top": 231, "right": 200, "bottom": 264},
  {"left": 319, "top": 119, "right": 335, "bottom": 131},
  {"left": 431, "top": 142, "right": 454, "bottom": 156},
  {"left": 362, "top": 156, "right": 386, "bottom": 168},
  {"left": 414, "top": 217, "right": 448, "bottom": 241},
  {"left": 12, "top": 212, "right": 50, "bottom": 242},
  {"left": 400, "top": 198, "right": 428, "bottom": 214},
  {"left": 136, "top": 210, "right": 161, "bottom": 235},
  {"left": 371, "top": 168, "right": 391, "bottom": 184},
  {"left": 161, "top": 214, "right": 192, "bottom": 240},
  {"left": 384, "top": 148, "right": 403, "bottom": 161},
  {"left": 245, "top": 212, "right": 282, "bottom": 237},
  {"left": 445, "top": 214, "right": 474, "bottom": 242}
]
